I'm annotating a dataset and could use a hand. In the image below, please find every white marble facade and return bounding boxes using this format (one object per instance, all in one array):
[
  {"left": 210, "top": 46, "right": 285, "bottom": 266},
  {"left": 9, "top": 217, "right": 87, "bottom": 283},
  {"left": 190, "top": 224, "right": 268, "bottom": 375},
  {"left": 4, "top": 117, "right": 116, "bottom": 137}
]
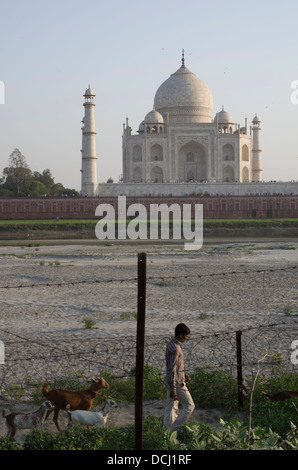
[
  {"left": 81, "top": 54, "right": 264, "bottom": 197},
  {"left": 122, "top": 54, "right": 262, "bottom": 186}
]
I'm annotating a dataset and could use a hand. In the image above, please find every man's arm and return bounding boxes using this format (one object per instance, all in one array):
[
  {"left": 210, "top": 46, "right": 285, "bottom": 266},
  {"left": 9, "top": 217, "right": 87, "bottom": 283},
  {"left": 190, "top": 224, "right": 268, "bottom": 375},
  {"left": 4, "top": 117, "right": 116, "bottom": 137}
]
[{"left": 166, "top": 348, "right": 178, "bottom": 398}]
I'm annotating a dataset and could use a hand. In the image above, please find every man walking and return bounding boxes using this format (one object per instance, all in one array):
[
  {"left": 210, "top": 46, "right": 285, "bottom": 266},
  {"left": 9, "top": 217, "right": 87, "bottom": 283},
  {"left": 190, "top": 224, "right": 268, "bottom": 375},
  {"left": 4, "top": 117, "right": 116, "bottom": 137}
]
[{"left": 164, "top": 323, "right": 195, "bottom": 430}]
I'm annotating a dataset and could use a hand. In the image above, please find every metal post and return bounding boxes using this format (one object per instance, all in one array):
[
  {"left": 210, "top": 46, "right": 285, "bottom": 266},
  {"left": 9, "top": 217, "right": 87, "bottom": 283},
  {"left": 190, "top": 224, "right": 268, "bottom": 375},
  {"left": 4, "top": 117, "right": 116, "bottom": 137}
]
[
  {"left": 236, "top": 330, "right": 244, "bottom": 409},
  {"left": 135, "top": 252, "right": 147, "bottom": 451}
]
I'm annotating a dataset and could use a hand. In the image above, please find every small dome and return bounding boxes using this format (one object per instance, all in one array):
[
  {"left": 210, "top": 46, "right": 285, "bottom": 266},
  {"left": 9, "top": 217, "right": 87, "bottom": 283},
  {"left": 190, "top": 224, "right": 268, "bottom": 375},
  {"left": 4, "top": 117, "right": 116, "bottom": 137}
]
[
  {"left": 217, "top": 107, "right": 233, "bottom": 124},
  {"left": 144, "top": 109, "right": 164, "bottom": 124},
  {"left": 84, "top": 85, "right": 95, "bottom": 97},
  {"left": 138, "top": 121, "right": 145, "bottom": 132},
  {"left": 252, "top": 114, "right": 260, "bottom": 123}
]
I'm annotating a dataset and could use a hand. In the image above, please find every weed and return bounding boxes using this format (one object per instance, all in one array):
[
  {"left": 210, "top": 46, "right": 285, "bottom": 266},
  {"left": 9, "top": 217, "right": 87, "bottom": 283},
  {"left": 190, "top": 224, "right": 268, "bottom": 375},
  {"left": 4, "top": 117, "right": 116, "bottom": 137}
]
[
  {"left": 283, "top": 304, "right": 293, "bottom": 316},
  {"left": 198, "top": 312, "right": 208, "bottom": 320},
  {"left": 82, "top": 317, "right": 96, "bottom": 329},
  {"left": 120, "top": 310, "right": 137, "bottom": 320}
]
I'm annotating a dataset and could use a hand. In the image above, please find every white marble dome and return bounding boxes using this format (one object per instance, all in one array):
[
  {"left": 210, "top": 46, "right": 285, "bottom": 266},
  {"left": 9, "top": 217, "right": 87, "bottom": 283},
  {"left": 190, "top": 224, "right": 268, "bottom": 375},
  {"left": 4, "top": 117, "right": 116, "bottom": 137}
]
[
  {"left": 217, "top": 107, "right": 233, "bottom": 123},
  {"left": 144, "top": 108, "right": 164, "bottom": 123},
  {"left": 84, "top": 85, "right": 95, "bottom": 96},
  {"left": 154, "top": 63, "right": 213, "bottom": 123}
]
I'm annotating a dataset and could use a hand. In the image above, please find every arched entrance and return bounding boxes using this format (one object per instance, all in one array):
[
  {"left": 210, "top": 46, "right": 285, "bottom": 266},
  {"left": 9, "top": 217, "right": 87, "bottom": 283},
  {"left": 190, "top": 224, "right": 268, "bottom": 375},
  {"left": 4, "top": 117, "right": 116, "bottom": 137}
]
[{"left": 178, "top": 141, "right": 207, "bottom": 181}]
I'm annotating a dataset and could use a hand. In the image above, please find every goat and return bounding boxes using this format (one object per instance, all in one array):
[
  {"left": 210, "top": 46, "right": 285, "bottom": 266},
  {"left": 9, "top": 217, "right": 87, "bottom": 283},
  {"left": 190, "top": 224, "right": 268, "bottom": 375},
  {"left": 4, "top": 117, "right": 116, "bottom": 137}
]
[
  {"left": 262, "top": 390, "right": 298, "bottom": 401},
  {"left": 42, "top": 377, "right": 109, "bottom": 431},
  {"left": 66, "top": 398, "right": 118, "bottom": 429},
  {"left": 2, "top": 400, "right": 54, "bottom": 438}
]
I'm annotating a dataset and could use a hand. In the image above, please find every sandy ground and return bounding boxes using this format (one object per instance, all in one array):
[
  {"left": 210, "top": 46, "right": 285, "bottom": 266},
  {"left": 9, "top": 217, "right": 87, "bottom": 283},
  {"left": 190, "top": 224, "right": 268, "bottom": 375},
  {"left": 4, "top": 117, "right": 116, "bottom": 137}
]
[{"left": 0, "top": 239, "right": 297, "bottom": 443}]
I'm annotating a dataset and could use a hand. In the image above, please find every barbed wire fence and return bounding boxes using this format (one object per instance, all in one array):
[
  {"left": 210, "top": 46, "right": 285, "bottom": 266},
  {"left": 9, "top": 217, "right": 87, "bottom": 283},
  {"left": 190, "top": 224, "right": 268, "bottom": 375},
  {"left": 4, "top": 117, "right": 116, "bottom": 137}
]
[{"left": 0, "top": 259, "right": 297, "bottom": 409}]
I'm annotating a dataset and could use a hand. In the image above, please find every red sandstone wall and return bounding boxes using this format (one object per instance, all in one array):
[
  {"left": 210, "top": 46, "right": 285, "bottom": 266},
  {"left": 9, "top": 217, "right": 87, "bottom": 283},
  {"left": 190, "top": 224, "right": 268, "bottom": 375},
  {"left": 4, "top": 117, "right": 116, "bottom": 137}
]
[{"left": 0, "top": 196, "right": 297, "bottom": 220}]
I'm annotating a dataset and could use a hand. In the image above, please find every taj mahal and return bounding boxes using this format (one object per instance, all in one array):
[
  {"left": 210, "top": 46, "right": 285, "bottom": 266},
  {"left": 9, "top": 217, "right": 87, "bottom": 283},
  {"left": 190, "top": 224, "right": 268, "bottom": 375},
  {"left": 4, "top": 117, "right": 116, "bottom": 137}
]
[{"left": 80, "top": 53, "right": 295, "bottom": 198}]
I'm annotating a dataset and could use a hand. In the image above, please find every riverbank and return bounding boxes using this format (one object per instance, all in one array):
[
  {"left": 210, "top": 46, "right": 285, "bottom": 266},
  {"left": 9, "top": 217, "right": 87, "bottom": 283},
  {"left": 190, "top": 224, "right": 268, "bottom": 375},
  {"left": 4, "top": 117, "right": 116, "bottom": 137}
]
[{"left": 0, "top": 218, "right": 297, "bottom": 240}]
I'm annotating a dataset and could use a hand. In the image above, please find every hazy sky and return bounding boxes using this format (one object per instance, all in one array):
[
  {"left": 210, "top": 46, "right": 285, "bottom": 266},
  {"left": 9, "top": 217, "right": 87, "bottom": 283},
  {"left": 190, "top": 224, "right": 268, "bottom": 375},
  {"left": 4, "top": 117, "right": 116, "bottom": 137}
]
[{"left": 0, "top": 0, "right": 297, "bottom": 191}]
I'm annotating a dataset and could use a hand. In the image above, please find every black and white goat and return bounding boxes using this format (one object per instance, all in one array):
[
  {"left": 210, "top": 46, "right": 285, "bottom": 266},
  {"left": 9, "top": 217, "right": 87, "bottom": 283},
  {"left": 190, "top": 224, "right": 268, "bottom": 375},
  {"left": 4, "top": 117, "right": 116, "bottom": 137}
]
[{"left": 2, "top": 400, "right": 54, "bottom": 437}]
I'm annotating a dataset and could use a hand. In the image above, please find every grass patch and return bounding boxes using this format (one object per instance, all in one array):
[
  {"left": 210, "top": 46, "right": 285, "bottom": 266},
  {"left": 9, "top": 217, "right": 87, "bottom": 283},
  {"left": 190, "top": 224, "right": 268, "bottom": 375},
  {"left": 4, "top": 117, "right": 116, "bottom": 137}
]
[
  {"left": 82, "top": 317, "right": 97, "bottom": 329},
  {"left": 1, "top": 414, "right": 298, "bottom": 450},
  {"left": 119, "top": 310, "right": 137, "bottom": 320},
  {"left": 0, "top": 217, "right": 297, "bottom": 232}
]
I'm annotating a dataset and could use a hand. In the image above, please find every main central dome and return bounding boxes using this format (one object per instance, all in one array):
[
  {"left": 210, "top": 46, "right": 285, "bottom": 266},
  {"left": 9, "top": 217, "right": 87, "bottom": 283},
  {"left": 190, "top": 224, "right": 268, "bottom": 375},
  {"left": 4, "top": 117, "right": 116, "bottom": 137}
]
[{"left": 154, "top": 61, "right": 213, "bottom": 124}]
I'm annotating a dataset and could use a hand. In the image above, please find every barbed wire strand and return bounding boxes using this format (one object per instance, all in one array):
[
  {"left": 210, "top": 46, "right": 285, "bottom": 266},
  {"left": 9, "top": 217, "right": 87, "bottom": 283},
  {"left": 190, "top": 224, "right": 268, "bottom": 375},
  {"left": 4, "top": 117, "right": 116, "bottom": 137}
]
[{"left": 0, "top": 264, "right": 296, "bottom": 290}]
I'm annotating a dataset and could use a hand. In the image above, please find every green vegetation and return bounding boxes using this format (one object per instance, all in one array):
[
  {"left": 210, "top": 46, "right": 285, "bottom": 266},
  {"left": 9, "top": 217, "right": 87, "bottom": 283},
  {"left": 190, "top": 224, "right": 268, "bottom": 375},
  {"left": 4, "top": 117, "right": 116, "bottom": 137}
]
[
  {"left": 119, "top": 310, "right": 137, "bottom": 320},
  {"left": 0, "top": 148, "right": 79, "bottom": 197},
  {"left": 81, "top": 317, "right": 97, "bottom": 329},
  {"left": 1, "top": 366, "right": 297, "bottom": 450},
  {"left": 0, "top": 218, "right": 297, "bottom": 233},
  {"left": 1, "top": 415, "right": 296, "bottom": 450},
  {"left": 283, "top": 304, "right": 293, "bottom": 316}
]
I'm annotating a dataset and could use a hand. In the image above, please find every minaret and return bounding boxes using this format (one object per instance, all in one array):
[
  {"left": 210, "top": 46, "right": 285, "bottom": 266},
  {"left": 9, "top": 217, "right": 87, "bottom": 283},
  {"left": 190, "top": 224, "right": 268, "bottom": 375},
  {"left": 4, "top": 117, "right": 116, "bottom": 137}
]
[
  {"left": 251, "top": 114, "right": 263, "bottom": 182},
  {"left": 81, "top": 85, "right": 98, "bottom": 196}
]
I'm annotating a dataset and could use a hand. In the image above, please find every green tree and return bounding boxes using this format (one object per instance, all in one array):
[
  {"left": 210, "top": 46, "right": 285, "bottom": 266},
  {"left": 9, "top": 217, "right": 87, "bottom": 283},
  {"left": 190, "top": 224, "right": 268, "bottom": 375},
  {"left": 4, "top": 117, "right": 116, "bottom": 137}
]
[
  {"left": 3, "top": 148, "right": 31, "bottom": 194},
  {"left": 1, "top": 150, "right": 79, "bottom": 197},
  {"left": 27, "top": 180, "right": 48, "bottom": 196},
  {"left": 32, "top": 168, "right": 55, "bottom": 192}
]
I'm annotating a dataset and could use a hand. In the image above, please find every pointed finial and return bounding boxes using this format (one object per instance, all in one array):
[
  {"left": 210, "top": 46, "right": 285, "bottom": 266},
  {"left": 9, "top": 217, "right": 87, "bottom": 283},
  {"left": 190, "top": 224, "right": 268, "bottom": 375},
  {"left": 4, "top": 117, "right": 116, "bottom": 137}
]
[{"left": 182, "top": 49, "right": 185, "bottom": 66}]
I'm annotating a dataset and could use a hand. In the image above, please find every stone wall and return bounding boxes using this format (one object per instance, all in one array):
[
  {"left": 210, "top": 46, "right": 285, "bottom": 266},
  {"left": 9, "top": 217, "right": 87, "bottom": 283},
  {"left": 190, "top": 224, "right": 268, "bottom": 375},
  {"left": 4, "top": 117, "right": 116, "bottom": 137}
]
[
  {"left": 96, "top": 181, "right": 298, "bottom": 197},
  {"left": 0, "top": 194, "right": 298, "bottom": 220}
]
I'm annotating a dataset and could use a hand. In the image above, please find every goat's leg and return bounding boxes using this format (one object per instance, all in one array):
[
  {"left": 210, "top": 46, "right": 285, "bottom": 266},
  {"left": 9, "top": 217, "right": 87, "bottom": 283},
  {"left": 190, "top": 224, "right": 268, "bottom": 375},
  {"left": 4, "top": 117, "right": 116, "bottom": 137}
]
[
  {"left": 67, "top": 414, "right": 73, "bottom": 430},
  {"left": 44, "top": 409, "right": 53, "bottom": 422},
  {"left": 7, "top": 425, "right": 16, "bottom": 438},
  {"left": 53, "top": 408, "right": 62, "bottom": 431}
]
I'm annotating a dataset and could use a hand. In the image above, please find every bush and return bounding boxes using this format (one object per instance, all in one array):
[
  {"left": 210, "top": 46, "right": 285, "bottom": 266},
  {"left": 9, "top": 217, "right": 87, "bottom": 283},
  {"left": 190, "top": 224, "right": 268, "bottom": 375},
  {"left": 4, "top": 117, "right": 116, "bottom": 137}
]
[
  {"left": 82, "top": 317, "right": 96, "bottom": 329},
  {"left": 188, "top": 368, "right": 238, "bottom": 409},
  {"left": 6, "top": 416, "right": 298, "bottom": 451},
  {"left": 101, "top": 365, "right": 166, "bottom": 403},
  {"left": 0, "top": 437, "right": 22, "bottom": 450},
  {"left": 248, "top": 371, "right": 298, "bottom": 436},
  {"left": 22, "top": 422, "right": 135, "bottom": 450}
]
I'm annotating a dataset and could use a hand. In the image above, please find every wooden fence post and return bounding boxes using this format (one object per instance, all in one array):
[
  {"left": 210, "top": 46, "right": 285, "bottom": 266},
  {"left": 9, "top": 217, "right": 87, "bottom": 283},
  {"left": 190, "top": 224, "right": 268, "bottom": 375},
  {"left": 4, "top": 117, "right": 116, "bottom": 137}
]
[
  {"left": 135, "top": 252, "right": 147, "bottom": 451},
  {"left": 236, "top": 330, "right": 244, "bottom": 409}
]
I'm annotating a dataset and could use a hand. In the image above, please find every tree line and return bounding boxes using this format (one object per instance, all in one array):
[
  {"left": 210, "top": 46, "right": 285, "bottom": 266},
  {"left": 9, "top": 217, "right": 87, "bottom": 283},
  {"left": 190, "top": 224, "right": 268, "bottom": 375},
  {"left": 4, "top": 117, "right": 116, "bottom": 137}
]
[{"left": 0, "top": 149, "right": 79, "bottom": 197}]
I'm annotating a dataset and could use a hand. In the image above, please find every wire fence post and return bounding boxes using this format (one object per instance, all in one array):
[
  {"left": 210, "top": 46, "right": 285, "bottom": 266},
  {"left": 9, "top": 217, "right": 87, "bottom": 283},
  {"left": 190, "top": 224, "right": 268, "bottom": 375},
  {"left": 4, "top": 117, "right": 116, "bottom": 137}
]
[
  {"left": 135, "top": 252, "right": 147, "bottom": 451},
  {"left": 236, "top": 330, "right": 244, "bottom": 409}
]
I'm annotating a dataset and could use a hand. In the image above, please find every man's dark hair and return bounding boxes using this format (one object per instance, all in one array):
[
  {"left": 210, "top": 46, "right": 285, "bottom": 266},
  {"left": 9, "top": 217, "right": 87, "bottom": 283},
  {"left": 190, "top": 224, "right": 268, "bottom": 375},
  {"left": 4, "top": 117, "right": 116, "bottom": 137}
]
[{"left": 175, "top": 323, "right": 191, "bottom": 337}]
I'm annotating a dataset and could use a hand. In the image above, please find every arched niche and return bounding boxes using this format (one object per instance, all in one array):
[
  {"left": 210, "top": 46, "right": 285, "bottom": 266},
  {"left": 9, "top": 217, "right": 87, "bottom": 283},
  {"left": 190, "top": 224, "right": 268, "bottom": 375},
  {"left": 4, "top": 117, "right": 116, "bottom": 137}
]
[
  {"left": 151, "top": 144, "right": 163, "bottom": 162},
  {"left": 222, "top": 166, "right": 235, "bottom": 182},
  {"left": 178, "top": 141, "right": 207, "bottom": 181},
  {"left": 242, "top": 144, "right": 249, "bottom": 161},
  {"left": 222, "top": 144, "right": 235, "bottom": 161},
  {"left": 132, "top": 145, "right": 142, "bottom": 162},
  {"left": 133, "top": 167, "right": 142, "bottom": 182},
  {"left": 151, "top": 166, "right": 163, "bottom": 183},
  {"left": 242, "top": 166, "right": 249, "bottom": 182}
]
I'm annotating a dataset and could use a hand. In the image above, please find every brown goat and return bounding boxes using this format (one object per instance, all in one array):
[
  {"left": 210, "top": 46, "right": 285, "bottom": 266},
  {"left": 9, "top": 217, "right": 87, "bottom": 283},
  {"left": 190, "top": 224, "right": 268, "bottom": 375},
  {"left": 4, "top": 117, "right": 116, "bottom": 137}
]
[
  {"left": 262, "top": 390, "right": 298, "bottom": 401},
  {"left": 42, "top": 377, "right": 109, "bottom": 431}
]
